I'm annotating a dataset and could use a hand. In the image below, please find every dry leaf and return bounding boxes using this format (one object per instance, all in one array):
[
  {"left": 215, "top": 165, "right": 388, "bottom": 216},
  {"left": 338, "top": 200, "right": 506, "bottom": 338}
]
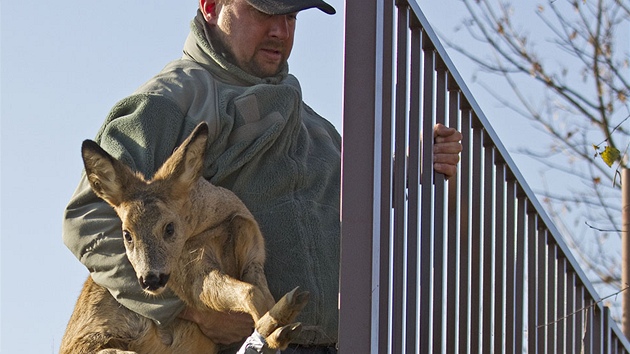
[{"left": 600, "top": 145, "right": 621, "bottom": 167}]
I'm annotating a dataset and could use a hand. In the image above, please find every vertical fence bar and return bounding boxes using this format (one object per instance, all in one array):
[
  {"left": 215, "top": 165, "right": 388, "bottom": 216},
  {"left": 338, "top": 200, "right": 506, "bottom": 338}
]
[
  {"left": 566, "top": 271, "right": 576, "bottom": 354},
  {"left": 495, "top": 159, "right": 507, "bottom": 354},
  {"left": 585, "top": 297, "right": 594, "bottom": 353},
  {"left": 459, "top": 105, "right": 473, "bottom": 353},
  {"left": 557, "top": 257, "right": 567, "bottom": 354},
  {"left": 595, "top": 304, "right": 604, "bottom": 353},
  {"left": 391, "top": 3, "right": 409, "bottom": 352},
  {"left": 376, "top": 0, "right": 395, "bottom": 352},
  {"left": 407, "top": 9, "right": 422, "bottom": 353},
  {"left": 537, "top": 227, "right": 548, "bottom": 353},
  {"left": 505, "top": 175, "right": 516, "bottom": 353},
  {"left": 527, "top": 212, "right": 538, "bottom": 352},
  {"left": 482, "top": 133, "right": 495, "bottom": 354},
  {"left": 433, "top": 56, "right": 449, "bottom": 354},
  {"left": 574, "top": 284, "right": 588, "bottom": 353},
  {"left": 419, "top": 28, "right": 437, "bottom": 354},
  {"left": 547, "top": 243, "right": 558, "bottom": 354},
  {"left": 445, "top": 77, "right": 461, "bottom": 354},
  {"left": 514, "top": 194, "right": 526, "bottom": 351},
  {"left": 470, "top": 116, "right": 484, "bottom": 353},
  {"left": 606, "top": 307, "right": 612, "bottom": 354}
]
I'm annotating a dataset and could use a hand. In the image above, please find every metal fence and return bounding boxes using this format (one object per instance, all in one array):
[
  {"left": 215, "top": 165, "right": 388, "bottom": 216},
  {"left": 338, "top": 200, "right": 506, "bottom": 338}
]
[{"left": 338, "top": 0, "right": 630, "bottom": 352}]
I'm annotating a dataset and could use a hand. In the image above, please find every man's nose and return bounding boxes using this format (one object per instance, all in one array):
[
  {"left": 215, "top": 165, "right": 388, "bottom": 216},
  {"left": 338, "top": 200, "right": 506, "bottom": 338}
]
[{"left": 269, "top": 15, "right": 291, "bottom": 40}]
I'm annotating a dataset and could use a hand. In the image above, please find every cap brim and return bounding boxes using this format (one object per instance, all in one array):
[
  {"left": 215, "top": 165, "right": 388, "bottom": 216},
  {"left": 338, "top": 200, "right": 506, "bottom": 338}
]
[{"left": 248, "top": 0, "right": 336, "bottom": 15}]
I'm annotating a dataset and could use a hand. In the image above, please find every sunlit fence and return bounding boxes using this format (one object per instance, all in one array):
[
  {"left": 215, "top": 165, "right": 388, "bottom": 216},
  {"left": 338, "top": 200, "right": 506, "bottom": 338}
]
[{"left": 338, "top": 0, "right": 630, "bottom": 352}]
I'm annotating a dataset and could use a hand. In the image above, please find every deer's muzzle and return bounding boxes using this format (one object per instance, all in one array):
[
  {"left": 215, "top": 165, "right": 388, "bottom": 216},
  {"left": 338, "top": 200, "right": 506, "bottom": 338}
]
[{"left": 139, "top": 272, "right": 170, "bottom": 293}]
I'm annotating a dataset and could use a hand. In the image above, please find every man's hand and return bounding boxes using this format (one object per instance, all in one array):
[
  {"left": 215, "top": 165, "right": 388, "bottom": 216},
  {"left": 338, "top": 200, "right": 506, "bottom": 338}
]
[
  {"left": 178, "top": 306, "right": 254, "bottom": 345},
  {"left": 433, "top": 123, "right": 463, "bottom": 179}
]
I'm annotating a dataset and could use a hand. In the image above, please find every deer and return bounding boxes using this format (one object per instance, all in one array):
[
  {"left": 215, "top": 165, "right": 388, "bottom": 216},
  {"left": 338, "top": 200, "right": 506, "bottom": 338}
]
[{"left": 60, "top": 122, "right": 309, "bottom": 354}]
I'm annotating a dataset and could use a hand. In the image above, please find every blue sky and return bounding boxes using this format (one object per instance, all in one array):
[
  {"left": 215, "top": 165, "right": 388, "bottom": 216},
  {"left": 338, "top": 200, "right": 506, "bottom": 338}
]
[{"left": 0, "top": 1, "right": 550, "bottom": 352}]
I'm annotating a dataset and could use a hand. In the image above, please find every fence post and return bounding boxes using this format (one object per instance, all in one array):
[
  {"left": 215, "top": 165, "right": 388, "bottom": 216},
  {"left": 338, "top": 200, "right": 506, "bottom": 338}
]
[
  {"left": 622, "top": 168, "right": 630, "bottom": 340},
  {"left": 339, "top": 0, "right": 386, "bottom": 352}
]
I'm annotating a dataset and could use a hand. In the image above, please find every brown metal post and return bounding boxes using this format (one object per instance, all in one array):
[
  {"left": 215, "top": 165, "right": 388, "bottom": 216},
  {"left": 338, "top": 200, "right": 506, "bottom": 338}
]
[
  {"left": 338, "top": 0, "right": 385, "bottom": 352},
  {"left": 622, "top": 168, "right": 630, "bottom": 340}
]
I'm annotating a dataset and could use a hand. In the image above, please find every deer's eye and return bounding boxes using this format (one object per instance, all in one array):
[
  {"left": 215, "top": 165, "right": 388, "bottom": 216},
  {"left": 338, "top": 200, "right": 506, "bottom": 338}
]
[
  {"left": 123, "top": 230, "right": 133, "bottom": 244},
  {"left": 164, "top": 223, "right": 175, "bottom": 239}
]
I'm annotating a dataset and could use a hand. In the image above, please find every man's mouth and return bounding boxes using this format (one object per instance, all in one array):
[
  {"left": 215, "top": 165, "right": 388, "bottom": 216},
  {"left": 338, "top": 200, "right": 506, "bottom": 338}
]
[{"left": 260, "top": 47, "right": 283, "bottom": 62}]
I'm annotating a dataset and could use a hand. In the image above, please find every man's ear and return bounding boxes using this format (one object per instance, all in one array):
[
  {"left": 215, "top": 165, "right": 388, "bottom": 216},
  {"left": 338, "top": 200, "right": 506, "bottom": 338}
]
[{"left": 199, "top": 0, "right": 219, "bottom": 24}]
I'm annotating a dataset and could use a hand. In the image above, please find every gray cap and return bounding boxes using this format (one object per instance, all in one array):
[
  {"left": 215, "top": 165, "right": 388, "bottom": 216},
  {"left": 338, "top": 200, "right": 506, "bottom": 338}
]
[{"left": 247, "top": 0, "right": 336, "bottom": 15}]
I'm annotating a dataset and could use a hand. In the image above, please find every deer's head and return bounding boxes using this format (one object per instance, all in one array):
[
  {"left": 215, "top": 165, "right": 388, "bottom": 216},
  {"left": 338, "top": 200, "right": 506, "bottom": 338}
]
[{"left": 81, "top": 123, "right": 209, "bottom": 295}]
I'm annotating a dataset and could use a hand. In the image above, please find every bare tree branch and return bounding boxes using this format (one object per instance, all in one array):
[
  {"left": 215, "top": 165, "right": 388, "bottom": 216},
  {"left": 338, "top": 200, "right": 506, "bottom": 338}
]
[{"left": 442, "top": 0, "right": 630, "bottom": 297}]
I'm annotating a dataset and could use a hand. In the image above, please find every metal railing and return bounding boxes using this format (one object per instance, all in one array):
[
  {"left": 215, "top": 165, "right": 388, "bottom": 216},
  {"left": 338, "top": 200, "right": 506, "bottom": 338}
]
[{"left": 338, "top": 0, "right": 630, "bottom": 352}]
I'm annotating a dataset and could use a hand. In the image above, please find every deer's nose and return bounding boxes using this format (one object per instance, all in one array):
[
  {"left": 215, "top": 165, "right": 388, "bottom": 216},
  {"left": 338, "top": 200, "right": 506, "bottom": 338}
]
[{"left": 139, "top": 272, "right": 170, "bottom": 291}]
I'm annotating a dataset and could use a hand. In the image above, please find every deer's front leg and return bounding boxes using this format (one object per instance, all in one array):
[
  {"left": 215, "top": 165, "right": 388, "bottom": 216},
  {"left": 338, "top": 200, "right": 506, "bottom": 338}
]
[
  {"left": 197, "top": 269, "right": 273, "bottom": 322},
  {"left": 230, "top": 215, "right": 276, "bottom": 309},
  {"left": 236, "top": 287, "right": 310, "bottom": 353},
  {"left": 257, "top": 287, "right": 310, "bottom": 350},
  {"left": 239, "top": 260, "right": 275, "bottom": 312}
]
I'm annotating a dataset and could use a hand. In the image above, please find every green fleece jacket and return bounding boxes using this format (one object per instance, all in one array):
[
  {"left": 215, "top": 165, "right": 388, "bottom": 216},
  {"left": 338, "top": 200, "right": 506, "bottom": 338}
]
[{"left": 62, "top": 13, "right": 341, "bottom": 346}]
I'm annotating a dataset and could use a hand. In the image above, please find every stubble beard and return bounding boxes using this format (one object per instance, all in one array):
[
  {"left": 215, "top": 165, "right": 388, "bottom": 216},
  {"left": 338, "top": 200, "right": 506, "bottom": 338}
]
[{"left": 209, "top": 28, "right": 286, "bottom": 78}]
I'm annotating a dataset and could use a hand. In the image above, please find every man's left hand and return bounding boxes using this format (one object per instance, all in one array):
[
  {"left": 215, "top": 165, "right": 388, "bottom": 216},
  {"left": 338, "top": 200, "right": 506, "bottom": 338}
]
[{"left": 433, "top": 123, "right": 463, "bottom": 179}]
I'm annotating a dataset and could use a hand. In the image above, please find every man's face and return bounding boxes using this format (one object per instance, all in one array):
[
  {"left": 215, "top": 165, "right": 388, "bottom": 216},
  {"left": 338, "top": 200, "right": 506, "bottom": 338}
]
[{"left": 211, "top": 0, "right": 297, "bottom": 77}]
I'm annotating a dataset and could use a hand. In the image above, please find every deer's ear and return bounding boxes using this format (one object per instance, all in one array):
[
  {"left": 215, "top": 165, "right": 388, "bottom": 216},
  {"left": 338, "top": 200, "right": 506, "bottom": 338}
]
[
  {"left": 155, "top": 122, "right": 209, "bottom": 194},
  {"left": 81, "top": 140, "right": 136, "bottom": 207}
]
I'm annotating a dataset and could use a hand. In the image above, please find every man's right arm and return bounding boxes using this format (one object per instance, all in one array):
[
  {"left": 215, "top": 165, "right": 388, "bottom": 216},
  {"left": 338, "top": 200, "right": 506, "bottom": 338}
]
[{"left": 61, "top": 91, "right": 193, "bottom": 326}]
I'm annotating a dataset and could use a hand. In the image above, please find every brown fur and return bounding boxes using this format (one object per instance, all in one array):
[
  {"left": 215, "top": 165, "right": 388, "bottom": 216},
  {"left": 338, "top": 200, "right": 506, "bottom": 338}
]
[{"left": 60, "top": 123, "right": 308, "bottom": 354}]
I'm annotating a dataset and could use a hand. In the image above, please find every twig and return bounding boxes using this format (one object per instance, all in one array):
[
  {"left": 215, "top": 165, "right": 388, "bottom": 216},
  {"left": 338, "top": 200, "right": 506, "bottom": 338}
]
[
  {"left": 536, "top": 285, "right": 630, "bottom": 329},
  {"left": 594, "top": 113, "right": 630, "bottom": 147},
  {"left": 584, "top": 220, "right": 622, "bottom": 233}
]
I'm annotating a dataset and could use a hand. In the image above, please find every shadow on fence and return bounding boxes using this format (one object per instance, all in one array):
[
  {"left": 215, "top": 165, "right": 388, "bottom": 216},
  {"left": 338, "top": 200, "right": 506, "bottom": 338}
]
[{"left": 338, "top": 0, "right": 630, "bottom": 352}]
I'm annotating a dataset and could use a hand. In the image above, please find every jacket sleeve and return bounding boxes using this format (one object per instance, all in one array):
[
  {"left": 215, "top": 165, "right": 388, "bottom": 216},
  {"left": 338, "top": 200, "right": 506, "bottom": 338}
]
[{"left": 62, "top": 93, "right": 192, "bottom": 325}]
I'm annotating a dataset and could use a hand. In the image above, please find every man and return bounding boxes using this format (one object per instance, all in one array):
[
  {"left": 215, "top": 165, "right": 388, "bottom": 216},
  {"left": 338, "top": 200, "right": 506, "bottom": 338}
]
[{"left": 63, "top": 0, "right": 463, "bottom": 353}]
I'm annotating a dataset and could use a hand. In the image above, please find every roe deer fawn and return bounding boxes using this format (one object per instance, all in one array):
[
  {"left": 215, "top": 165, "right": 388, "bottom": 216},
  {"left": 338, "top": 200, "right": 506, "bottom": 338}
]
[{"left": 61, "top": 122, "right": 308, "bottom": 353}]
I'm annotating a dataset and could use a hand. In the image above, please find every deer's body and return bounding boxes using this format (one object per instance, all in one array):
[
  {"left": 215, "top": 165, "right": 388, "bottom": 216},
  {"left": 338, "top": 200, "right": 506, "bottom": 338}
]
[
  {"left": 62, "top": 276, "right": 217, "bottom": 353},
  {"left": 61, "top": 123, "right": 307, "bottom": 354}
]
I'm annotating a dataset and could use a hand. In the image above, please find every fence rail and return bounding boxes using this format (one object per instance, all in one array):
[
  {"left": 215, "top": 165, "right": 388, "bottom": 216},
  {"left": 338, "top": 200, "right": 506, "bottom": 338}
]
[{"left": 338, "top": 0, "right": 630, "bottom": 352}]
